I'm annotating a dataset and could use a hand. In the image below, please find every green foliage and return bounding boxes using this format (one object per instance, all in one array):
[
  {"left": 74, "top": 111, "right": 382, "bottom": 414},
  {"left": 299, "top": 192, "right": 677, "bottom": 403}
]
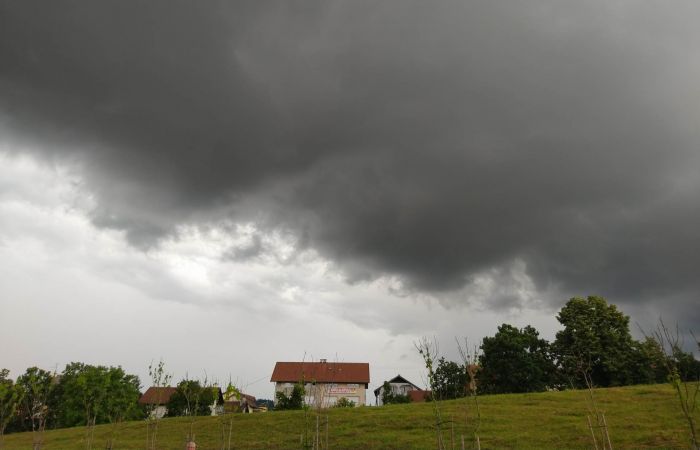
[
  {"left": 380, "top": 381, "right": 391, "bottom": 405},
  {"left": 380, "top": 381, "right": 410, "bottom": 405},
  {"left": 0, "top": 369, "right": 24, "bottom": 437},
  {"left": 333, "top": 397, "right": 355, "bottom": 408},
  {"left": 630, "top": 337, "right": 669, "bottom": 385},
  {"left": 53, "top": 363, "right": 141, "bottom": 428},
  {"left": 391, "top": 393, "right": 411, "bottom": 404},
  {"left": 224, "top": 382, "right": 241, "bottom": 403},
  {"left": 274, "top": 383, "right": 304, "bottom": 411},
  {"left": 478, "top": 324, "right": 557, "bottom": 394},
  {"left": 673, "top": 345, "right": 700, "bottom": 382},
  {"left": 101, "top": 367, "right": 142, "bottom": 424},
  {"left": 59, "top": 363, "right": 95, "bottom": 427},
  {"left": 433, "top": 357, "right": 467, "bottom": 400},
  {"left": 16, "top": 367, "right": 54, "bottom": 432},
  {"left": 167, "top": 380, "right": 217, "bottom": 417},
  {"left": 553, "top": 296, "right": 637, "bottom": 387}
]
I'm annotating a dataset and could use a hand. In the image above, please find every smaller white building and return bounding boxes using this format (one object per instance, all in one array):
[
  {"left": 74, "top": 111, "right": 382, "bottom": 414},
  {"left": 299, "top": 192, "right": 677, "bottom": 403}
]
[
  {"left": 139, "top": 386, "right": 225, "bottom": 417},
  {"left": 138, "top": 386, "right": 178, "bottom": 418},
  {"left": 374, "top": 374, "right": 423, "bottom": 405}
]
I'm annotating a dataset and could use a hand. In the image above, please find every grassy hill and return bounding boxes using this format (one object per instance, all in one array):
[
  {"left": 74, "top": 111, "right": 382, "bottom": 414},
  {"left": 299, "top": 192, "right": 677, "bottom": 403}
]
[{"left": 2, "top": 383, "right": 698, "bottom": 449}]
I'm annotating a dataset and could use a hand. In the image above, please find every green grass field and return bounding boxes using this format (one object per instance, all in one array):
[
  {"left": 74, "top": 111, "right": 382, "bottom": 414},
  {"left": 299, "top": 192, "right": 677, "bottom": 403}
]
[{"left": 2, "top": 383, "right": 698, "bottom": 449}]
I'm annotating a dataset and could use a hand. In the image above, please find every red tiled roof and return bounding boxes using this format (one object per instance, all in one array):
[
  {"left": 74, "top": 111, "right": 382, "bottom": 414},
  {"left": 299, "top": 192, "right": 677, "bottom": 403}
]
[
  {"left": 408, "top": 390, "right": 431, "bottom": 402},
  {"left": 138, "top": 386, "right": 177, "bottom": 405},
  {"left": 224, "top": 391, "right": 257, "bottom": 405},
  {"left": 271, "top": 362, "right": 370, "bottom": 384}
]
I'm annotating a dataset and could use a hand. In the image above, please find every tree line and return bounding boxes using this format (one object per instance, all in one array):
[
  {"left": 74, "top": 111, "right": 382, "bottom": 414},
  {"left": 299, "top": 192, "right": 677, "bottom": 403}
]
[
  {"left": 1, "top": 361, "right": 283, "bottom": 441},
  {"left": 0, "top": 363, "right": 143, "bottom": 439},
  {"left": 423, "top": 296, "right": 700, "bottom": 401}
]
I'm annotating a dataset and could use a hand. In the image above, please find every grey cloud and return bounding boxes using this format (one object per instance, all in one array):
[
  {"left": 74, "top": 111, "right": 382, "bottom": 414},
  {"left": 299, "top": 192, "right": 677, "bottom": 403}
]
[
  {"left": 2, "top": 1, "right": 700, "bottom": 320},
  {"left": 225, "top": 234, "right": 264, "bottom": 262}
]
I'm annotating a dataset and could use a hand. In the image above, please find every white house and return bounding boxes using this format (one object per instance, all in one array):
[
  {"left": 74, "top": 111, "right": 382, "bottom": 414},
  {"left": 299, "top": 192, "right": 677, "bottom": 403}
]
[
  {"left": 271, "top": 360, "right": 370, "bottom": 408},
  {"left": 138, "top": 386, "right": 178, "bottom": 418},
  {"left": 374, "top": 374, "right": 427, "bottom": 405}
]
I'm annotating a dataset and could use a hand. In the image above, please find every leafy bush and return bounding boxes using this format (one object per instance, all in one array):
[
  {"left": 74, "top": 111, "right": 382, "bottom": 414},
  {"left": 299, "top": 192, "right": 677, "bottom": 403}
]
[
  {"left": 381, "top": 381, "right": 411, "bottom": 404},
  {"left": 334, "top": 397, "right": 355, "bottom": 408},
  {"left": 167, "top": 379, "right": 218, "bottom": 417},
  {"left": 274, "top": 383, "right": 304, "bottom": 410}
]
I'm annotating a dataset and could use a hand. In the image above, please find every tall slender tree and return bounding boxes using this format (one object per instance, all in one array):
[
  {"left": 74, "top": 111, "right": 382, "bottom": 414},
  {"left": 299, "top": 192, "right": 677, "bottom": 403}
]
[{"left": 17, "top": 367, "right": 54, "bottom": 450}]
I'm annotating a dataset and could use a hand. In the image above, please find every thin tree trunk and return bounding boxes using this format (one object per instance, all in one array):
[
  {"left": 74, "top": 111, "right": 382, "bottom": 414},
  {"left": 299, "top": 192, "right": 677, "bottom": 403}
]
[{"left": 227, "top": 417, "right": 233, "bottom": 450}]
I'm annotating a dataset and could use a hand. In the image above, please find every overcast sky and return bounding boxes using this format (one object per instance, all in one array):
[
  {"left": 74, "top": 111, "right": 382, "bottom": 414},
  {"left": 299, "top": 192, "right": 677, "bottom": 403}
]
[{"left": 1, "top": 1, "right": 699, "bottom": 402}]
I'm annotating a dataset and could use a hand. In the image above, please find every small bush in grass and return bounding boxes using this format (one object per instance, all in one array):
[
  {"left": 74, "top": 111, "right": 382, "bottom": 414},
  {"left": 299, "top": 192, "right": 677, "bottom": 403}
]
[{"left": 334, "top": 397, "right": 355, "bottom": 408}]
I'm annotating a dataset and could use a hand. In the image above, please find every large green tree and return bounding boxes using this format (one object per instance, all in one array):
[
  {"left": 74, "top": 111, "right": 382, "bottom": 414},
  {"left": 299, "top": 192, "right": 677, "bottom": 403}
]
[
  {"left": 16, "top": 367, "right": 54, "bottom": 434},
  {"left": 478, "top": 324, "right": 557, "bottom": 394},
  {"left": 433, "top": 358, "right": 467, "bottom": 400},
  {"left": 101, "top": 367, "right": 141, "bottom": 424},
  {"left": 55, "top": 363, "right": 141, "bottom": 428},
  {"left": 553, "top": 296, "right": 636, "bottom": 387},
  {"left": 167, "top": 380, "right": 217, "bottom": 417}
]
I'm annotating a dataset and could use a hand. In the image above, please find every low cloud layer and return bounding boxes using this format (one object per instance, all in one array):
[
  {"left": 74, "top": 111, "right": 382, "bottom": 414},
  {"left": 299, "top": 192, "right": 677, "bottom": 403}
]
[
  {"left": 2, "top": 154, "right": 563, "bottom": 398},
  {"left": 2, "top": 1, "right": 699, "bottom": 321}
]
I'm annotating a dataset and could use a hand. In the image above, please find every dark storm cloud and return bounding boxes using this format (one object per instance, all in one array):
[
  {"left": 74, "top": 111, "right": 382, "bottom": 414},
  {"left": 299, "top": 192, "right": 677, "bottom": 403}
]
[{"left": 2, "top": 1, "right": 700, "bottom": 317}]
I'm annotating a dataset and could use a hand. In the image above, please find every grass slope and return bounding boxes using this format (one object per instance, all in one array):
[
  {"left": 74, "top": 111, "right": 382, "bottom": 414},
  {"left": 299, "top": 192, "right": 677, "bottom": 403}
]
[{"left": 2, "top": 384, "right": 698, "bottom": 449}]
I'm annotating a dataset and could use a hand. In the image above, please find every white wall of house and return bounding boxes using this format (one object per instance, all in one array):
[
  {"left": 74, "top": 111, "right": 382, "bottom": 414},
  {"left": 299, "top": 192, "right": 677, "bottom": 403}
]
[
  {"left": 275, "top": 382, "right": 366, "bottom": 407},
  {"left": 149, "top": 405, "right": 168, "bottom": 419}
]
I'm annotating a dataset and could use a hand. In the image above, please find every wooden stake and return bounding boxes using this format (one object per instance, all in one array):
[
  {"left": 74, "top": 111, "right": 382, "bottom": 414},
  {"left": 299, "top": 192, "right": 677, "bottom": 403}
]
[
  {"left": 315, "top": 414, "right": 319, "bottom": 450},
  {"left": 602, "top": 413, "right": 612, "bottom": 450},
  {"left": 587, "top": 415, "right": 598, "bottom": 450},
  {"left": 227, "top": 418, "right": 233, "bottom": 450}
]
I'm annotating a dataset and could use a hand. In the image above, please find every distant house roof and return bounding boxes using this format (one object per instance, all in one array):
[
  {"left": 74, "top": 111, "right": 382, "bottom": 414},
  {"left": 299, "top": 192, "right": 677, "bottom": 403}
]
[
  {"left": 138, "top": 386, "right": 177, "bottom": 405},
  {"left": 224, "top": 391, "right": 257, "bottom": 405},
  {"left": 387, "top": 374, "right": 419, "bottom": 386},
  {"left": 224, "top": 393, "right": 258, "bottom": 412},
  {"left": 271, "top": 362, "right": 370, "bottom": 384},
  {"left": 408, "top": 390, "right": 431, "bottom": 402}
]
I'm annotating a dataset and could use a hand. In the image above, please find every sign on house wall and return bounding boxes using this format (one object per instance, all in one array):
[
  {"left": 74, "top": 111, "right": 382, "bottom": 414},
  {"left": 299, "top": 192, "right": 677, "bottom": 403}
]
[{"left": 329, "top": 385, "right": 357, "bottom": 395}]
